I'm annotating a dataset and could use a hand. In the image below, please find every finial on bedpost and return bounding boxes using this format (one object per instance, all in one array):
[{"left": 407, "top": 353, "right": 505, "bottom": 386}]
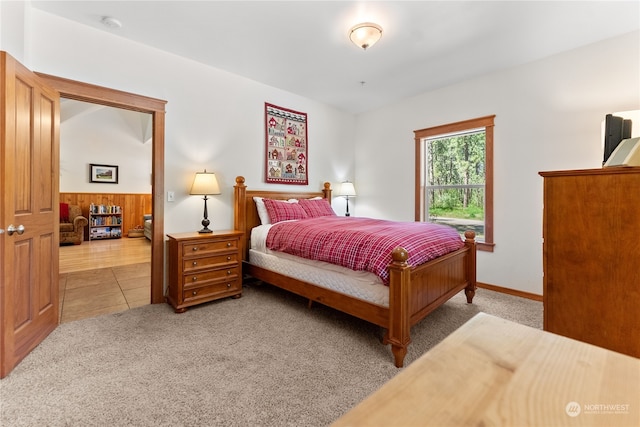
[
  {"left": 236, "top": 176, "right": 246, "bottom": 186},
  {"left": 323, "top": 182, "right": 332, "bottom": 200},
  {"left": 391, "top": 247, "right": 408, "bottom": 265},
  {"left": 464, "top": 230, "right": 475, "bottom": 242}
]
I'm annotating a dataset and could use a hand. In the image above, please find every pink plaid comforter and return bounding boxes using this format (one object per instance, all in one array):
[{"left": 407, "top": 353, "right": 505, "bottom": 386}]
[{"left": 266, "top": 216, "right": 464, "bottom": 285}]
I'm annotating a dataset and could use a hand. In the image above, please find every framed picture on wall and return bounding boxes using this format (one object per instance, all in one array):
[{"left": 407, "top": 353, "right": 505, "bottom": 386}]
[
  {"left": 90, "top": 164, "right": 119, "bottom": 184},
  {"left": 265, "top": 103, "right": 308, "bottom": 185}
]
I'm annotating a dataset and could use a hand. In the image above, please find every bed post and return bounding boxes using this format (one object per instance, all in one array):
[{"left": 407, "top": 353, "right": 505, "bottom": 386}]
[
  {"left": 386, "top": 247, "right": 411, "bottom": 368},
  {"left": 464, "top": 230, "right": 477, "bottom": 303},
  {"left": 234, "top": 176, "right": 248, "bottom": 261}
]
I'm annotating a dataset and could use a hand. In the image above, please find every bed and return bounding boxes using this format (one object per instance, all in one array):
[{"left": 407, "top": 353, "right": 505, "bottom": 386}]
[{"left": 233, "top": 176, "right": 477, "bottom": 367}]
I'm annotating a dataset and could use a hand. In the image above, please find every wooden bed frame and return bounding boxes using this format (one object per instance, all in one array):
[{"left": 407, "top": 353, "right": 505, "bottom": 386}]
[{"left": 233, "top": 176, "right": 477, "bottom": 367}]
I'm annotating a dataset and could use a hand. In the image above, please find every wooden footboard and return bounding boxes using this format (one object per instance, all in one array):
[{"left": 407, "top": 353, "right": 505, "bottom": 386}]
[
  {"left": 234, "top": 176, "right": 477, "bottom": 367},
  {"left": 386, "top": 233, "right": 476, "bottom": 367}
]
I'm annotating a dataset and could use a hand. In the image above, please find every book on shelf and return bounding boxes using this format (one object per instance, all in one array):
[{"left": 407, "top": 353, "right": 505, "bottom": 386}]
[
  {"left": 90, "top": 227, "right": 122, "bottom": 239},
  {"left": 90, "top": 216, "right": 122, "bottom": 226},
  {"left": 89, "top": 203, "right": 122, "bottom": 214}
]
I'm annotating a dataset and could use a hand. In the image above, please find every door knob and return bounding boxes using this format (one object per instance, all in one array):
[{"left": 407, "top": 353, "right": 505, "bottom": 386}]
[{"left": 6, "top": 224, "right": 25, "bottom": 236}]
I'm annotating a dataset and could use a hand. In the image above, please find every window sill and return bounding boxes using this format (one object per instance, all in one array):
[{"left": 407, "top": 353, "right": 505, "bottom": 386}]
[{"left": 476, "top": 241, "right": 494, "bottom": 253}]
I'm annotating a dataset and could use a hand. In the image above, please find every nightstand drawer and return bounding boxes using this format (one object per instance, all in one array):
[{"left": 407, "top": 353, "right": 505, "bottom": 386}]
[
  {"left": 183, "top": 253, "right": 238, "bottom": 272},
  {"left": 182, "top": 239, "right": 238, "bottom": 257},
  {"left": 182, "top": 279, "right": 241, "bottom": 302},
  {"left": 183, "top": 266, "right": 239, "bottom": 286}
]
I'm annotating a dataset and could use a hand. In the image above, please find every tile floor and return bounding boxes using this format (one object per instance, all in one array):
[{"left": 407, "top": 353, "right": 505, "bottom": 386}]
[{"left": 59, "top": 262, "right": 150, "bottom": 323}]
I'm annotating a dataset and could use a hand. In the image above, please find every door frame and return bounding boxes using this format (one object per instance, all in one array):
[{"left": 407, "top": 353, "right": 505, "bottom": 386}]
[{"left": 36, "top": 73, "right": 166, "bottom": 304}]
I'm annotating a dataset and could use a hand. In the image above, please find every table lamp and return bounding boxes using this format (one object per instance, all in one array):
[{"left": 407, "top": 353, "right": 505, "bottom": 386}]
[
  {"left": 190, "top": 170, "right": 221, "bottom": 233},
  {"left": 338, "top": 181, "right": 356, "bottom": 217}
]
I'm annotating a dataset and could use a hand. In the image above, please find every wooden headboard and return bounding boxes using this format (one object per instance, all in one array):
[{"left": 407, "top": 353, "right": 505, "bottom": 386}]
[{"left": 233, "top": 176, "right": 332, "bottom": 260}]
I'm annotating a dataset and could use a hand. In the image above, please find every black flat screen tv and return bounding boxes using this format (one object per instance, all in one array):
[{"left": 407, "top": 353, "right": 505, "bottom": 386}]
[{"left": 603, "top": 114, "right": 632, "bottom": 164}]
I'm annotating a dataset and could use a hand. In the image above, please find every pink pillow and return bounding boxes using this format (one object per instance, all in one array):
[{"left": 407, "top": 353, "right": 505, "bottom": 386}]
[
  {"left": 299, "top": 198, "right": 336, "bottom": 218},
  {"left": 263, "top": 198, "right": 309, "bottom": 223}
]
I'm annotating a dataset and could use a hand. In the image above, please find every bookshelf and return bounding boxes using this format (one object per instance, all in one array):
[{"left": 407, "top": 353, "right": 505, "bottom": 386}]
[{"left": 89, "top": 204, "right": 123, "bottom": 240}]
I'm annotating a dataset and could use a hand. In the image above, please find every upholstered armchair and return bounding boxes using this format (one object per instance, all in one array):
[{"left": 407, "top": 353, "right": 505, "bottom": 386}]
[{"left": 60, "top": 204, "right": 88, "bottom": 245}]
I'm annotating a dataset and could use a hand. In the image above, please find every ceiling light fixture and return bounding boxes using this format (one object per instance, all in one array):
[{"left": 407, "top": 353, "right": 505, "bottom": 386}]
[
  {"left": 349, "top": 22, "right": 383, "bottom": 50},
  {"left": 101, "top": 16, "right": 122, "bottom": 29}
]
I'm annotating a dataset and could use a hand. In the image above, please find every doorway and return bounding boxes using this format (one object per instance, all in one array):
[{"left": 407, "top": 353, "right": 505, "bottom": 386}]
[
  {"left": 35, "top": 72, "right": 167, "bottom": 305},
  {"left": 58, "top": 99, "right": 154, "bottom": 322}
]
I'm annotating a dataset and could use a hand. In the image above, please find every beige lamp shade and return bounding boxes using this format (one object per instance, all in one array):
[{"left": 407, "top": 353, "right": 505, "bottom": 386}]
[
  {"left": 190, "top": 170, "right": 221, "bottom": 195},
  {"left": 338, "top": 181, "right": 356, "bottom": 197}
]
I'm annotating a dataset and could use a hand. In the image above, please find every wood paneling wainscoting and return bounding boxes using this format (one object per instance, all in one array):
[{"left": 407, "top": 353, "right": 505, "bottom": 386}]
[{"left": 60, "top": 193, "right": 152, "bottom": 241}]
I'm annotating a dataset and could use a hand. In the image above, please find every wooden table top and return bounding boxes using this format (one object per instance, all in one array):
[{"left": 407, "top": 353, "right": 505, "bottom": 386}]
[{"left": 332, "top": 313, "right": 640, "bottom": 427}]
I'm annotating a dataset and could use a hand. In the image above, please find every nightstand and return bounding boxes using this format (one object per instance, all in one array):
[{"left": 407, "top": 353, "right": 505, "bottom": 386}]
[{"left": 166, "top": 230, "right": 243, "bottom": 313}]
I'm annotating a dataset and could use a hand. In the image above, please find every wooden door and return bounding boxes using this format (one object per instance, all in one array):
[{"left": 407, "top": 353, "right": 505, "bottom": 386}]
[{"left": 1, "top": 51, "right": 60, "bottom": 378}]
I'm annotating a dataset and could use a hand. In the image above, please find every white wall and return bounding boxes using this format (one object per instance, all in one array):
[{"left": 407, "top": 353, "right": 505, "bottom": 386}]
[
  {"left": 25, "top": 9, "right": 356, "bottom": 235},
  {"left": 0, "top": 0, "right": 30, "bottom": 65},
  {"left": 354, "top": 31, "right": 640, "bottom": 295},
  {"left": 60, "top": 101, "right": 153, "bottom": 193},
  {"left": 6, "top": 7, "right": 638, "bottom": 296}
]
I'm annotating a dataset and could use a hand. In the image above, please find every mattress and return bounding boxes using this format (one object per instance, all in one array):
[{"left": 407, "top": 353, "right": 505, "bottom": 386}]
[{"left": 250, "top": 224, "right": 389, "bottom": 307}]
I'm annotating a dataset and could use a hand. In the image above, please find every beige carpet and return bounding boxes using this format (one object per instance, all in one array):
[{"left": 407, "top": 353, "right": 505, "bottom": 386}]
[{"left": 0, "top": 283, "right": 542, "bottom": 427}]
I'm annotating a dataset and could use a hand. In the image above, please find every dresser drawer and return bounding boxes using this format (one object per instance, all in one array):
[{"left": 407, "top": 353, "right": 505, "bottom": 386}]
[
  {"left": 183, "top": 253, "right": 238, "bottom": 273},
  {"left": 183, "top": 266, "right": 240, "bottom": 287},
  {"left": 182, "top": 239, "right": 238, "bottom": 257},
  {"left": 182, "top": 279, "right": 241, "bottom": 303}
]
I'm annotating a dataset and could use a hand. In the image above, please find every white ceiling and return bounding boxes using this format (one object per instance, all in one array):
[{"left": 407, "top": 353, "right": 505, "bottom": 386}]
[
  {"left": 31, "top": 1, "right": 640, "bottom": 114},
  {"left": 60, "top": 98, "right": 153, "bottom": 144}
]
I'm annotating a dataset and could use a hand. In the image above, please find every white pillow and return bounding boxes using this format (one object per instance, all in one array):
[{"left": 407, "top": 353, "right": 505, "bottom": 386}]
[{"left": 253, "top": 197, "right": 271, "bottom": 225}]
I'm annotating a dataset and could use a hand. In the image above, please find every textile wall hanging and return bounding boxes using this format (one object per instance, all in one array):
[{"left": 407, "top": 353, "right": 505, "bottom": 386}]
[{"left": 265, "top": 103, "right": 308, "bottom": 185}]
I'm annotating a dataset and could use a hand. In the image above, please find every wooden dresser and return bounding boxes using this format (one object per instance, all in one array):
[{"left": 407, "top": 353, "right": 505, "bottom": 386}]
[
  {"left": 539, "top": 167, "right": 640, "bottom": 358},
  {"left": 167, "top": 230, "right": 243, "bottom": 312}
]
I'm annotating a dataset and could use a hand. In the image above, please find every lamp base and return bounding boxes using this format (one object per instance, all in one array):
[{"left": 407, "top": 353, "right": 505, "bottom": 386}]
[{"left": 198, "top": 217, "right": 212, "bottom": 233}]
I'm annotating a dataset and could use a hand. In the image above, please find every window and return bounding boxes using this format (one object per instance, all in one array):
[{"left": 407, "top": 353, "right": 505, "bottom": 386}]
[{"left": 414, "top": 116, "right": 495, "bottom": 252}]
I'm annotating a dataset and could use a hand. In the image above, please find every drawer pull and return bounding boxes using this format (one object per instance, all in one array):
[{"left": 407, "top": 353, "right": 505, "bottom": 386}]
[
  {"left": 192, "top": 247, "right": 198, "bottom": 251},
  {"left": 192, "top": 276, "right": 197, "bottom": 281},
  {"left": 227, "top": 283, "right": 231, "bottom": 288},
  {"left": 227, "top": 270, "right": 232, "bottom": 275},
  {"left": 227, "top": 256, "right": 231, "bottom": 261},
  {"left": 226, "top": 242, "right": 231, "bottom": 247},
  {"left": 193, "top": 261, "right": 197, "bottom": 266},
  {"left": 192, "top": 290, "right": 198, "bottom": 296}
]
